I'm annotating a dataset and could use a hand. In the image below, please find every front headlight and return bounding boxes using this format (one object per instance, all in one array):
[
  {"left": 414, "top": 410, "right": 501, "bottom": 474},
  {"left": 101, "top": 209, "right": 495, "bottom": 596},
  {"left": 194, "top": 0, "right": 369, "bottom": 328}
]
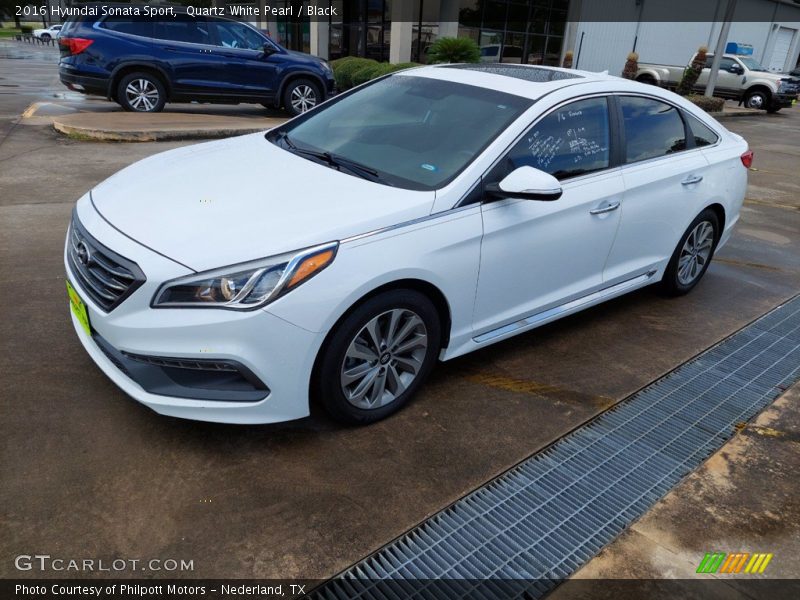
[{"left": 152, "top": 242, "right": 337, "bottom": 310}]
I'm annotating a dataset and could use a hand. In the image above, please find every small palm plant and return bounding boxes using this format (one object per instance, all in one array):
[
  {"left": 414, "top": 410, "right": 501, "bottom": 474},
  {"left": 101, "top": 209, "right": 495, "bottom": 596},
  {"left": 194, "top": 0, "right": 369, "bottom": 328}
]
[
  {"left": 562, "top": 50, "right": 574, "bottom": 69},
  {"left": 677, "top": 46, "right": 708, "bottom": 96},
  {"left": 426, "top": 37, "right": 481, "bottom": 64},
  {"left": 622, "top": 52, "right": 639, "bottom": 79}
]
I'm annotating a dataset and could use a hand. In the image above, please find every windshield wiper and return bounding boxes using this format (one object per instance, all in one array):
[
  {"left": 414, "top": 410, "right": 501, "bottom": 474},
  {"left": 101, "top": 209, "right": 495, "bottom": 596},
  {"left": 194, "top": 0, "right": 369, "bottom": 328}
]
[{"left": 275, "top": 131, "right": 391, "bottom": 185}]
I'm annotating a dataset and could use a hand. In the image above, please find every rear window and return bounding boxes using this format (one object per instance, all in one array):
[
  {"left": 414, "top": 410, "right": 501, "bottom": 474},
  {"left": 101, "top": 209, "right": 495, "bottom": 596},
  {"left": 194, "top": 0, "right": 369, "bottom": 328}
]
[
  {"left": 100, "top": 16, "right": 153, "bottom": 38},
  {"left": 620, "top": 96, "right": 687, "bottom": 163},
  {"left": 153, "top": 14, "right": 212, "bottom": 45},
  {"left": 685, "top": 113, "right": 720, "bottom": 147}
]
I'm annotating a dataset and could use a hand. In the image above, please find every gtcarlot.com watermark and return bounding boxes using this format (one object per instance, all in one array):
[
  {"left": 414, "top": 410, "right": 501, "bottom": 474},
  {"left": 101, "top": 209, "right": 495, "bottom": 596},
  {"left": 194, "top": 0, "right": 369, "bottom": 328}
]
[{"left": 15, "top": 554, "right": 194, "bottom": 573}]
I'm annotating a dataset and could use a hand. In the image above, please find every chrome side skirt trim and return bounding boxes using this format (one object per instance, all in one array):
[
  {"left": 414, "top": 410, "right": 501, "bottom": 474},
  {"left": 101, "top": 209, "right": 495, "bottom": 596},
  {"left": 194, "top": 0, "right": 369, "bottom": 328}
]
[{"left": 473, "top": 270, "right": 658, "bottom": 344}]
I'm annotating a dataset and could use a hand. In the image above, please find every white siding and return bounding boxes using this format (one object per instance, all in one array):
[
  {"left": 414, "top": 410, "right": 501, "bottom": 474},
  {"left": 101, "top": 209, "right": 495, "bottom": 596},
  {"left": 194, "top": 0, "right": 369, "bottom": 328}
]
[{"left": 570, "top": 0, "right": 800, "bottom": 75}]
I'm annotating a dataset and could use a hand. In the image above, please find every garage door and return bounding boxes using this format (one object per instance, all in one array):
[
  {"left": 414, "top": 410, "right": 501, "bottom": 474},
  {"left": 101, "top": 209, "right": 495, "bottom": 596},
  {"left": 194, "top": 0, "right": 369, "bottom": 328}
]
[{"left": 768, "top": 26, "right": 795, "bottom": 72}]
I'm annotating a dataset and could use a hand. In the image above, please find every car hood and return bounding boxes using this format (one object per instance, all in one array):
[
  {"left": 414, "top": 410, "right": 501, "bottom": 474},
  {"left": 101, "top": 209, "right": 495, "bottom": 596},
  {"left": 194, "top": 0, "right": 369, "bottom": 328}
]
[{"left": 91, "top": 132, "right": 435, "bottom": 272}]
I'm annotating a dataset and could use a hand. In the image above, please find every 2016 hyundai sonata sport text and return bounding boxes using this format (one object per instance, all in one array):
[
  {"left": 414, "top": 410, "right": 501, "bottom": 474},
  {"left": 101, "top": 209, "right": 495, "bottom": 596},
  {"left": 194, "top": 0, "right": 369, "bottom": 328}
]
[{"left": 65, "top": 64, "right": 750, "bottom": 425}]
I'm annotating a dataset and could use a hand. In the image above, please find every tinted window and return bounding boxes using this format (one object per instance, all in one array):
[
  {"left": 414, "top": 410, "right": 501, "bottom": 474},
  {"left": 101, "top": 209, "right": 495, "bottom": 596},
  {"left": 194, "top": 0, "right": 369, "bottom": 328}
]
[
  {"left": 685, "top": 113, "right": 719, "bottom": 147},
  {"left": 620, "top": 97, "right": 687, "bottom": 163},
  {"left": 211, "top": 20, "right": 265, "bottom": 50},
  {"left": 101, "top": 17, "right": 152, "bottom": 37},
  {"left": 153, "top": 15, "right": 211, "bottom": 45},
  {"left": 504, "top": 97, "right": 610, "bottom": 180},
  {"left": 277, "top": 76, "right": 532, "bottom": 191}
]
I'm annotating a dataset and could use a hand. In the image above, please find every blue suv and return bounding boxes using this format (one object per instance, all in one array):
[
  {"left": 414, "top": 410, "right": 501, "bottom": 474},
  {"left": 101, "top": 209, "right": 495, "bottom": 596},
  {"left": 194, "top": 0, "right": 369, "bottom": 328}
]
[{"left": 58, "top": 9, "right": 335, "bottom": 116}]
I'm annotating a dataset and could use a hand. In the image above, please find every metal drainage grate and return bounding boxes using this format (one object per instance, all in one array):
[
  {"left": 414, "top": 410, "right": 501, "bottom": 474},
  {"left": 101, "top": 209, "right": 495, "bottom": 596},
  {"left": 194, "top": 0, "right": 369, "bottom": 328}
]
[{"left": 313, "top": 295, "right": 800, "bottom": 600}]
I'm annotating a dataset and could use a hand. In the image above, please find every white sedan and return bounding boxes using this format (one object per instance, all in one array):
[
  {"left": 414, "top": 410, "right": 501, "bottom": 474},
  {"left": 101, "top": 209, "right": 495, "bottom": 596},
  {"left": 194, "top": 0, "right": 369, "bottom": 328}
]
[
  {"left": 65, "top": 64, "right": 749, "bottom": 425},
  {"left": 33, "top": 24, "right": 61, "bottom": 41}
]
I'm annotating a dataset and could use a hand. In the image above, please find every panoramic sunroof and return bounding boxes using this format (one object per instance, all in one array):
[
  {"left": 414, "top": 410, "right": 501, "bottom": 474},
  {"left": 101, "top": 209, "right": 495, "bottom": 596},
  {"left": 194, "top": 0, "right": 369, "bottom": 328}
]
[{"left": 444, "top": 64, "right": 583, "bottom": 82}]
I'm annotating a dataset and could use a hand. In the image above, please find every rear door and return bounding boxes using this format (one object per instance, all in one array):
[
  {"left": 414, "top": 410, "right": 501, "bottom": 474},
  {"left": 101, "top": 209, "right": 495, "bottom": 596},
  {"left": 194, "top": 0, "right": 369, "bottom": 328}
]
[
  {"left": 152, "top": 14, "right": 222, "bottom": 96},
  {"left": 206, "top": 18, "right": 279, "bottom": 97},
  {"left": 603, "top": 95, "right": 711, "bottom": 285}
]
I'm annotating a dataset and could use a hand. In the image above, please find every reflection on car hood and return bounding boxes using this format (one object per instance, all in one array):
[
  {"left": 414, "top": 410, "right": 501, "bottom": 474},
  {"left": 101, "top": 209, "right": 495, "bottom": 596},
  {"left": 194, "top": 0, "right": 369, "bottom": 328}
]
[{"left": 91, "top": 132, "right": 435, "bottom": 272}]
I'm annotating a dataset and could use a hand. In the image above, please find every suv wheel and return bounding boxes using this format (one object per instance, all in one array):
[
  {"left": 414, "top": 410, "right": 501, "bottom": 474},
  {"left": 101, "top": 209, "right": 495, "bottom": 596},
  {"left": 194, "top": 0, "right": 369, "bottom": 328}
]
[
  {"left": 659, "top": 209, "right": 720, "bottom": 296},
  {"left": 41, "top": 34, "right": 51, "bottom": 42},
  {"left": 117, "top": 72, "right": 166, "bottom": 113},
  {"left": 315, "top": 290, "right": 441, "bottom": 425},
  {"left": 283, "top": 78, "right": 321, "bottom": 116}
]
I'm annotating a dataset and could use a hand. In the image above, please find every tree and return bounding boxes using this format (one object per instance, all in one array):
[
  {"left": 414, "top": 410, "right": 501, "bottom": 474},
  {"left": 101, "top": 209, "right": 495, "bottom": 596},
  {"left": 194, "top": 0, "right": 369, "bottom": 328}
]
[
  {"left": 426, "top": 37, "right": 481, "bottom": 64},
  {"left": 0, "top": 0, "right": 22, "bottom": 28}
]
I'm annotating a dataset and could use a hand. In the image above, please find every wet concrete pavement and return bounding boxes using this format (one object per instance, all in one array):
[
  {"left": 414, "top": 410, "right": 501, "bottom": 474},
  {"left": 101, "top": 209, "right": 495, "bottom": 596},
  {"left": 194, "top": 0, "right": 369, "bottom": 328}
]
[{"left": 1, "top": 41, "right": 799, "bottom": 580}]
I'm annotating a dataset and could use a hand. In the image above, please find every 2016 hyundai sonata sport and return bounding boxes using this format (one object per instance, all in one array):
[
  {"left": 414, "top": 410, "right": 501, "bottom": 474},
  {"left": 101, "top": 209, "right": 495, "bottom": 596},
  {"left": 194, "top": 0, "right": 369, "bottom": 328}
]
[{"left": 65, "top": 63, "right": 750, "bottom": 425}]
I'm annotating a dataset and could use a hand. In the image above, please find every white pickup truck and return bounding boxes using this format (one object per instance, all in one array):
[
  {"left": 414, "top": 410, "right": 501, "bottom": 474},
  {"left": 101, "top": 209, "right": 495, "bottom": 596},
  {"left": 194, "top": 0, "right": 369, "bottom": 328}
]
[{"left": 637, "top": 52, "right": 798, "bottom": 113}]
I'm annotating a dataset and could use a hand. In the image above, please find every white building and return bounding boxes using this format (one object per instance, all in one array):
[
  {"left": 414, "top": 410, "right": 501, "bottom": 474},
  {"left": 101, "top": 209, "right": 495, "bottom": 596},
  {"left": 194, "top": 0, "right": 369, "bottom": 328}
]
[{"left": 565, "top": 0, "right": 800, "bottom": 74}]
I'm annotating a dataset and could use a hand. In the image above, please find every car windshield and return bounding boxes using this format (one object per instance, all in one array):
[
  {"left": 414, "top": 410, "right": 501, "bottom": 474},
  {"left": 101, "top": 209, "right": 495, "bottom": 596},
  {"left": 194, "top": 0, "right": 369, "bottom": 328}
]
[
  {"left": 271, "top": 75, "right": 532, "bottom": 190},
  {"left": 739, "top": 57, "right": 766, "bottom": 71}
]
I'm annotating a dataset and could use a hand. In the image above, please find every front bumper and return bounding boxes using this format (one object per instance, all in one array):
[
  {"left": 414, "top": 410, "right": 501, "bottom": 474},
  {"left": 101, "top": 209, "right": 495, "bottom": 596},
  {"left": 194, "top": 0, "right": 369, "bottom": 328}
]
[
  {"left": 65, "top": 197, "right": 324, "bottom": 424},
  {"left": 774, "top": 91, "right": 797, "bottom": 108}
]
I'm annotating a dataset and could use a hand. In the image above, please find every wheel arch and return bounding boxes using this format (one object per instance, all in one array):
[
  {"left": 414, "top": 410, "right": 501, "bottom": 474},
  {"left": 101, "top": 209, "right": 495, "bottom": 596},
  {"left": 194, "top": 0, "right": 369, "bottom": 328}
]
[
  {"left": 276, "top": 70, "right": 327, "bottom": 107},
  {"left": 308, "top": 278, "right": 453, "bottom": 402},
  {"left": 109, "top": 63, "right": 172, "bottom": 101},
  {"left": 743, "top": 84, "right": 772, "bottom": 100}
]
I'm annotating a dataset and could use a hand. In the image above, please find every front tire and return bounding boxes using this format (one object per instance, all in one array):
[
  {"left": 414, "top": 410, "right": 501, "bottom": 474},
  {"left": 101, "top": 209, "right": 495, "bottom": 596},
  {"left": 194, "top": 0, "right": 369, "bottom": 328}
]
[
  {"left": 315, "top": 290, "right": 441, "bottom": 425},
  {"left": 117, "top": 72, "right": 167, "bottom": 113},
  {"left": 743, "top": 90, "right": 769, "bottom": 110},
  {"left": 282, "top": 78, "right": 321, "bottom": 116},
  {"left": 659, "top": 209, "right": 720, "bottom": 296}
]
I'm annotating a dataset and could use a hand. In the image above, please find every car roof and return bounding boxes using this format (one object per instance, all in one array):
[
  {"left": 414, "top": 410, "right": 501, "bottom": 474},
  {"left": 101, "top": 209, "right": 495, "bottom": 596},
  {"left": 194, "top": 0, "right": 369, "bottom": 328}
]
[{"left": 394, "top": 64, "right": 614, "bottom": 101}]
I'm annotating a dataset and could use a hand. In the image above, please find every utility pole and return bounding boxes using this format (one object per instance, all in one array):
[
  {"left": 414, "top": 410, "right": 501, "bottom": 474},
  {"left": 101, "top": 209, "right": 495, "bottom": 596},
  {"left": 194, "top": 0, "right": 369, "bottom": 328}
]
[{"left": 705, "top": 0, "right": 738, "bottom": 97}]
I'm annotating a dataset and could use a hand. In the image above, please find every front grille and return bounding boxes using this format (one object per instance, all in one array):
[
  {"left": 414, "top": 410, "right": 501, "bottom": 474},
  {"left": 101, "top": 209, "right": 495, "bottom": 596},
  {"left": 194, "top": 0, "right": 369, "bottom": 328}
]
[{"left": 67, "top": 213, "right": 145, "bottom": 312}]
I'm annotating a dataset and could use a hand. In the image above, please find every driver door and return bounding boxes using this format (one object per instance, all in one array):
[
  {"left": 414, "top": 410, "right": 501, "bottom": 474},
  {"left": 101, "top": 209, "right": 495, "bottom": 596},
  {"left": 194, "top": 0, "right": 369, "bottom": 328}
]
[{"left": 472, "top": 96, "right": 624, "bottom": 338}]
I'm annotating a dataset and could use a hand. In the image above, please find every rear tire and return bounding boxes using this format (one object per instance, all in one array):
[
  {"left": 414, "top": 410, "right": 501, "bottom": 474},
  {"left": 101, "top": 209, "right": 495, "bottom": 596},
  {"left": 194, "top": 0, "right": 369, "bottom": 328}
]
[
  {"left": 41, "top": 34, "right": 51, "bottom": 42},
  {"left": 117, "top": 72, "right": 167, "bottom": 113},
  {"left": 315, "top": 290, "right": 441, "bottom": 425},
  {"left": 659, "top": 209, "right": 720, "bottom": 296},
  {"left": 282, "top": 78, "right": 321, "bottom": 116}
]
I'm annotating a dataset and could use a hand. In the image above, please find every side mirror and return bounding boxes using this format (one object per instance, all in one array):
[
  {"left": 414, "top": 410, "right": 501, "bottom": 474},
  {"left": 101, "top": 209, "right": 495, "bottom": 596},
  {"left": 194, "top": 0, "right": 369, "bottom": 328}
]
[
  {"left": 485, "top": 166, "right": 563, "bottom": 201},
  {"left": 262, "top": 43, "right": 277, "bottom": 57},
  {"left": 729, "top": 65, "right": 743, "bottom": 74}
]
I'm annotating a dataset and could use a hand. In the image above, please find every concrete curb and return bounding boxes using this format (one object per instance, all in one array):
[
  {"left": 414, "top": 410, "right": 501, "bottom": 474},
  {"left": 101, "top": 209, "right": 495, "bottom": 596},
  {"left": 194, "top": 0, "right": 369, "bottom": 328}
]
[
  {"left": 51, "top": 113, "right": 287, "bottom": 142},
  {"left": 713, "top": 110, "right": 769, "bottom": 120}
]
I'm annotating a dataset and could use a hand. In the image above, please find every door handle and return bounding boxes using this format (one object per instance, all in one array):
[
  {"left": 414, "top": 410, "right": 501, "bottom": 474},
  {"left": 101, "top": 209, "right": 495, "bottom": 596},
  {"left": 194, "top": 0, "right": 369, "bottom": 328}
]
[
  {"left": 589, "top": 201, "right": 621, "bottom": 215},
  {"left": 681, "top": 175, "right": 704, "bottom": 185}
]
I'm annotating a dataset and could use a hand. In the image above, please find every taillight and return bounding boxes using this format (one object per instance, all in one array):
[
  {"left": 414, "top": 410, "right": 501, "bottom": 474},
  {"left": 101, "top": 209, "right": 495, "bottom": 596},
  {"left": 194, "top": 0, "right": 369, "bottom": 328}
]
[
  {"left": 59, "top": 37, "right": 93, "bottom": 55},
  {"left": 740, "top": 150, "right": 754, "bottom": 168}
]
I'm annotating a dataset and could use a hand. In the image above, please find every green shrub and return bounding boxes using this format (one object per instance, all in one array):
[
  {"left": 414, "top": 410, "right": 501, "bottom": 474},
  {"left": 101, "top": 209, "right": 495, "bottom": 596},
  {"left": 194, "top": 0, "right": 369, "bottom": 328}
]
[
  {"left": 351, "top": 62, "right": 392, "bottom": 87},
  {"left": 686, "top": 94, "right": 725, "bottom": 113},
  {"left": 20, "top": 25, "right": 33, "bottom": 34},
  {"left": 677, "top": 46, "right": 708, "bottom": 96},
  {"left": 426, "top": 37, "right": 481, "bottom": 64},
  {"left": 331, "top": 57, "right": 378, "bottom": 90}
]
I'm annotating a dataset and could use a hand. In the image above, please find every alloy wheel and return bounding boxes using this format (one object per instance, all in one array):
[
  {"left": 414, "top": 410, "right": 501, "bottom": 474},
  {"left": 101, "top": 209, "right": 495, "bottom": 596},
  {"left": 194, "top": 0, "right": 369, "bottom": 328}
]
[
  {"left": 677, "top": 221, "right": 714, "bottom": 285},
  {"left": 340, "top": 309, "right": 428, "bottom": 410},
  {"left": 125, "top": 79, "right": 160, "bottom": 112},
  {"left": 290, "top": 85, "right": 317, "bottom": 113}
]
